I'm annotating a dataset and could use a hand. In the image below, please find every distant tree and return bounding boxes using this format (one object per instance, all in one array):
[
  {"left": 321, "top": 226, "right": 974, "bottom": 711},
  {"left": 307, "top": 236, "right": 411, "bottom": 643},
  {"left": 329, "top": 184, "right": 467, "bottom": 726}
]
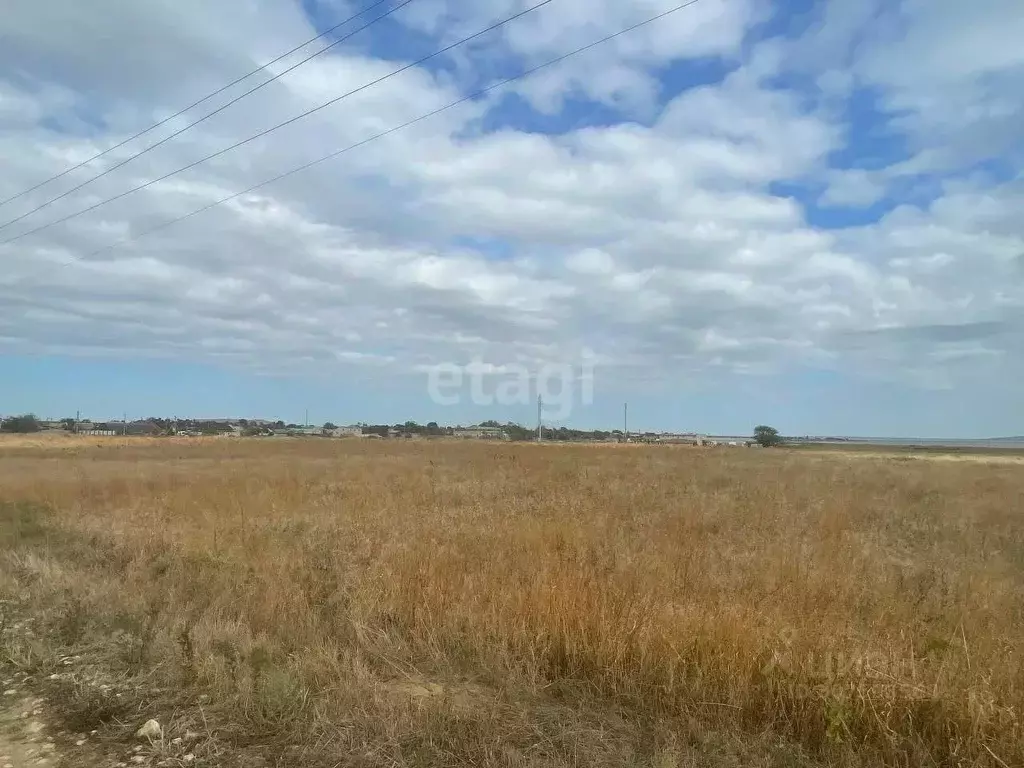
[
  {"left": 323, "top": 422, "right": 338, "bottom": 431},
  {"left": 1, "top": 414, "right": 41, "bottom": 433},
  {"left": 502, "top": 422, "right": 534, "bottom": 442},
  {"left": 753, "top": 425, "right": 782, "bottom": 447}
]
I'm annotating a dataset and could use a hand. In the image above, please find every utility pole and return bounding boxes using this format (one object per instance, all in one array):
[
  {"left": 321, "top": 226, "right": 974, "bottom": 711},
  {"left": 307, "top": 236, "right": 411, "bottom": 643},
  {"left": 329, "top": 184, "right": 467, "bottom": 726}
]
[
  {"left": 536, "top": 395, "right": 543, "bottom": 442},
  {"left": 75, "top": 409, "right": 80, "bottom": 433},
  {"left": 305, "top": 408, "right": 309, "bottom": 428},
  {"left": 123, "top": 412, "right": 127, "bottom": 436},
  {"left": 624, "top": 402, "right": 628, "bottom": 442}
]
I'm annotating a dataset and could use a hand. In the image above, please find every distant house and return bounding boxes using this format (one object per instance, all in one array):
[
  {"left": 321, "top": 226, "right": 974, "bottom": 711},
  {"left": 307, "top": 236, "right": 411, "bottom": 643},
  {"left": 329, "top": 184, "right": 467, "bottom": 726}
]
[
  {"left": 92, "top": 420, "right": 158, "bottom": 436},
  {"left": 81, "top": 425, "right": 118, "bottom": 436},
  {"left": 325, "top": 426, "right": 362, "bottom": 438},
  {"left": 655, "top": 433, "right": 697, "bottom": 444},
  {"left": 453, "top": 426, "right": 509, "bottom": 441},
  {"left": 193, "top": 420, "right": 237, "bottom": 434}
]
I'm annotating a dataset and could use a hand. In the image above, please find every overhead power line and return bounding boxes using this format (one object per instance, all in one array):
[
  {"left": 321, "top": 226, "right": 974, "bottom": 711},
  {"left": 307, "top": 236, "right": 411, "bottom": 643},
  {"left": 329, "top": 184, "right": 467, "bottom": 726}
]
[
  {"left": 0, "top": 0, "right": 417, "bottom": 234},
  {"left": 9, "top": 0, "right": 705, "bottom": 272},
  {"left": 0, "top": 0, "right": 559, "bottom": 247},
  {"left": 0, "top": 0, "right": 396, "bottom": 211}
]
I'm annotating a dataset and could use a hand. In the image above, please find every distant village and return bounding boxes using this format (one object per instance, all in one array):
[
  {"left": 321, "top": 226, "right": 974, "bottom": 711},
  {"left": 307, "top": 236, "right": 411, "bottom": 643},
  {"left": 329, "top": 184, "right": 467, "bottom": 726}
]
[{"left": 1, "top": 414, "right": 761, "bottom": 446}]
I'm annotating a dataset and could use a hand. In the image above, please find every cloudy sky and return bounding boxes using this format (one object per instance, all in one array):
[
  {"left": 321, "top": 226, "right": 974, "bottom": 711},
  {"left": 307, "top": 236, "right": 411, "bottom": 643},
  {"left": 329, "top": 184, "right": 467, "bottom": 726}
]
[{"left": 1, "top": 0, "right": 1022, "bottom": 436}]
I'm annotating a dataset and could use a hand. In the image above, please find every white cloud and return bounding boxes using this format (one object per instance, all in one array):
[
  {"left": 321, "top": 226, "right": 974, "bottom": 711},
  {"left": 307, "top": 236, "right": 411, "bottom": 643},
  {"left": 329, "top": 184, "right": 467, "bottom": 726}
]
[
  {"left": 820, "top": 168, "right": 887, "bottom": 207},
  {"left": 0, "top": 0, "right": 1021, "bottom": 402},
  {"left": 792, "top": 0, "right": 1024, "bottom": 175}
]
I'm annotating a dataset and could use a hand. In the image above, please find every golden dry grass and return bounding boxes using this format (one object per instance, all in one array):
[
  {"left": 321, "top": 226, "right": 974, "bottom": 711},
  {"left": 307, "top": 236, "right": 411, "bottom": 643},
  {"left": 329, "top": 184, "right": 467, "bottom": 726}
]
[{"left": 0, "top": 438, "right": 1021, "bottom": 766}]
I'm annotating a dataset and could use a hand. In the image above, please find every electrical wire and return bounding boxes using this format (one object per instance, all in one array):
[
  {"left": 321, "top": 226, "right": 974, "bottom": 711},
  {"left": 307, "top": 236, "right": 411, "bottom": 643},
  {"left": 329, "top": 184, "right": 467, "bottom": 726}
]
[
  {"left": 0, "top": 0, "right": 560, "bottom": 246},
  {"left": 7, "top": 0, "right": 706, "bottom": 273},
  {"left": 0, "top": 0, "right": 395, "bottom": 209},
  {"left": 0, "top": 0, "right": 417, "bottom": 232}
]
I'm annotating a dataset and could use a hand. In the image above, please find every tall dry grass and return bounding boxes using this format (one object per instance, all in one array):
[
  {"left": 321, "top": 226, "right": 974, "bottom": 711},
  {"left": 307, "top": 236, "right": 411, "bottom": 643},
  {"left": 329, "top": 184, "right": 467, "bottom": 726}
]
[{"left": 0, "top": 438, "right": 1021, "bottom": 766}]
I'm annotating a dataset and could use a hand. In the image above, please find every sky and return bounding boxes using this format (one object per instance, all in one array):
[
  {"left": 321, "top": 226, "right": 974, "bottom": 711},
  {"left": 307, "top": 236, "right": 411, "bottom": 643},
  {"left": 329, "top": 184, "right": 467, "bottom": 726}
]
[{"left": 1, "top": 0, "right": 1022, "bottom": 437}]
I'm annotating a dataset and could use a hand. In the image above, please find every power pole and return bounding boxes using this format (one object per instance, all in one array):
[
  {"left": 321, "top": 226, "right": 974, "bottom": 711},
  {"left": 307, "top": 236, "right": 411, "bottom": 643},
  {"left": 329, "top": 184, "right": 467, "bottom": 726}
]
[
  {"left": 624, "top": 402, "right": 628, "bottom": 442},
  {"left": 305, "top": 408, "right": 309, "bottom": 428},
  {"left": 123, "top": 412, "right": 127, "bottom": 436},
  {"left": 536, "top": 395, "right": 542, "bottom": 442}
]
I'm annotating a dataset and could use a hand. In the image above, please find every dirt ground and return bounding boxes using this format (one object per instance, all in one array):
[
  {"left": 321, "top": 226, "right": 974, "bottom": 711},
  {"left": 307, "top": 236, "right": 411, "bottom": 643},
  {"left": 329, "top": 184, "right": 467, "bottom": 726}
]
[
  {"left": 0, "top": 667, "right": 142, "bottom": 768},
  {"left": 0, "top": 670, "right": 202, "bottom": 768},
  {"left": 0, "top": 689, "right": 59, "bottom": 768},
  {"left": 0, "top": 605, "right": 204, "bottom": 768}
]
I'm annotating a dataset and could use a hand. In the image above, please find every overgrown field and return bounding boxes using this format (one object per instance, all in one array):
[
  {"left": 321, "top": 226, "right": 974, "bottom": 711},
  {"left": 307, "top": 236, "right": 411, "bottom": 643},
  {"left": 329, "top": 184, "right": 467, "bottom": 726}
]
[{"left": 0, "top": 437, "right": 1021, "bottom": 766}]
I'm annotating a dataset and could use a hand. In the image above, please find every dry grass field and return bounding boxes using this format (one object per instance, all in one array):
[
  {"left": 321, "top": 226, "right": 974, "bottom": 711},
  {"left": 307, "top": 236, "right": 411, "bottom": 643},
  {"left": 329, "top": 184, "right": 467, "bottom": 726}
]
[{"left": 0, "top": 436, "right": 1021, "bottom": 767}]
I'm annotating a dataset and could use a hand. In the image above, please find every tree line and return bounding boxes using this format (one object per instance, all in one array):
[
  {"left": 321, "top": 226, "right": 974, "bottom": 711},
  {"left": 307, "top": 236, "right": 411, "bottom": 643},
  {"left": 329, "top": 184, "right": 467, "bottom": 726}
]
[{"left": 0, "top": 412, "right": 785, "bottom": 446}]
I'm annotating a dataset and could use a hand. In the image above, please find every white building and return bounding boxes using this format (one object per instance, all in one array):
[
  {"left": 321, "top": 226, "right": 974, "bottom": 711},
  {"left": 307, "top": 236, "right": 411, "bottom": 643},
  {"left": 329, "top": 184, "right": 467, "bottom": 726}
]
[{"left": 453, "top": 426, "right": 509, "bottom": 440}]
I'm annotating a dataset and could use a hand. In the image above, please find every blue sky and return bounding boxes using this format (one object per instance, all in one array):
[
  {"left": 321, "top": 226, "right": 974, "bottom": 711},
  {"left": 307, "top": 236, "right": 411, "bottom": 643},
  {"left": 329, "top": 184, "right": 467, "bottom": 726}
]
[
  {"left": 1, "top": 0, "right": 1022, "bottom": 437},
  {"left": 7, "top": 352, "right": 1018, "bottom": 439}
]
